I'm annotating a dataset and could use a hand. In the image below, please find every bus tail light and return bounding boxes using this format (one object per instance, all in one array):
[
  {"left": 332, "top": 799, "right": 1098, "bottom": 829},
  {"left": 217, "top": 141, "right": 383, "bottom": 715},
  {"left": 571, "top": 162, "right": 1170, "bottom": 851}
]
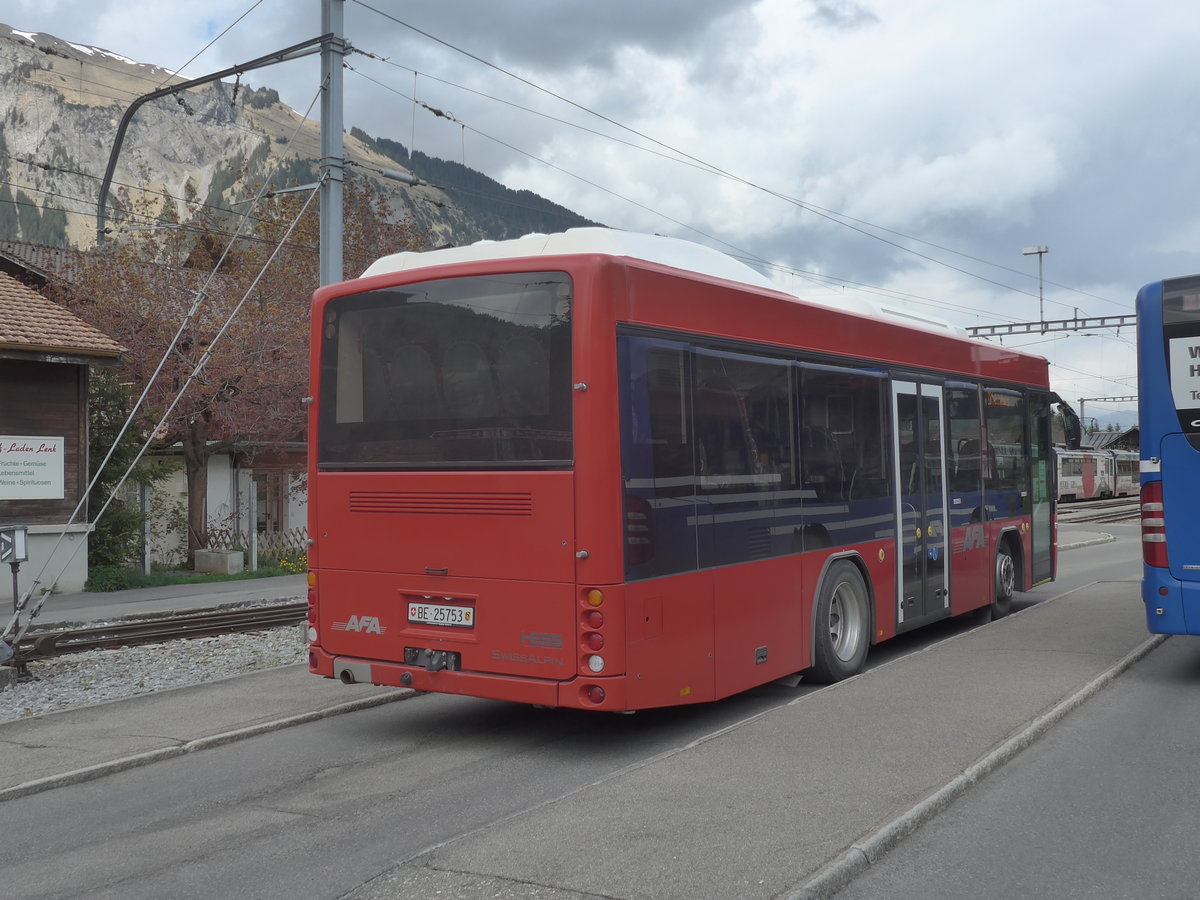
[
  {"left": 1141, "top": 482, "right": 1168, "bottom": 568},
  {"left": 624, "top": 494, "right": 655, "bottom": 566},
  {"left": 583, "top": 685, "right": 606, "bottom": 705},
  {"left": 581, "top": 589, "right": 608, "bottom": 674},
  {"left": 307, "top": 571, "right": 319, "bottom": 643}
]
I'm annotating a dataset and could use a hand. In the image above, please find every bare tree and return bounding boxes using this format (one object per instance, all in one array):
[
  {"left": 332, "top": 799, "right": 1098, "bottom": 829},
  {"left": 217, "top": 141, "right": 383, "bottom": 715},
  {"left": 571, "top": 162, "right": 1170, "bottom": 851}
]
[{"left": 57, "top": 173, "right": 427, "bottom": 564}]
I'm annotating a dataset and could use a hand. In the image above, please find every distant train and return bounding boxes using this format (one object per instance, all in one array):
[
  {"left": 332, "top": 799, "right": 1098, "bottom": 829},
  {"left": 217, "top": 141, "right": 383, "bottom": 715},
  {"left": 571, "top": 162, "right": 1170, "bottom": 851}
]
[{"left": 1054, "top": 447, "right": 1138, "bottom": 502}]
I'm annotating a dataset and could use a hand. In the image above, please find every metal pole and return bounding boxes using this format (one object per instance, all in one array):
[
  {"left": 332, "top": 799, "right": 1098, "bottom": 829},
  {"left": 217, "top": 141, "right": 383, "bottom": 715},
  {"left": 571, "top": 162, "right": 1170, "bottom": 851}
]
[
  {"left": 320, "top": 0, "right": 347, "bottom": 287},
  {"left": 1021, "top": 246, "right": 1049, "bottom": 334},
  {"left": 248, "top": 479, "right": 259, "bottom": 572},
  {"left": 1038, "top": 251, "right": 1045, "bottom": 330},
  {"left": 140, "top": 482, "right": 152, "bottom": 576}
]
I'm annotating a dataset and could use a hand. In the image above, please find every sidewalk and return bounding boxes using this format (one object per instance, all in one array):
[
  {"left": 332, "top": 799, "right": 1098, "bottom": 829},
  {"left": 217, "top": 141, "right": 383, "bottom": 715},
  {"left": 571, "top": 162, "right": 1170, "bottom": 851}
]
[{"left": 0, "top": 664, "right": 408, "bottom": 802}]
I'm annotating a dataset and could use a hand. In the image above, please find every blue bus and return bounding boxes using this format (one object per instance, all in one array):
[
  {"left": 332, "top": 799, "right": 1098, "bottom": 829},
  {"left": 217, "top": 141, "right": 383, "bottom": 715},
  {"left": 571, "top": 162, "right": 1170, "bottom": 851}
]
[{"left": 1137, "top": 274, "right": 1200, "bottom": 634}]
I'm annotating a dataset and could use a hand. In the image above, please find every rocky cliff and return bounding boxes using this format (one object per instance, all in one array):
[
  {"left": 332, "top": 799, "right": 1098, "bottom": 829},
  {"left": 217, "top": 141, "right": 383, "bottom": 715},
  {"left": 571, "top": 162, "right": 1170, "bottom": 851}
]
[{"left": 0, "top": 23, "right": 595, "bottom": 254}]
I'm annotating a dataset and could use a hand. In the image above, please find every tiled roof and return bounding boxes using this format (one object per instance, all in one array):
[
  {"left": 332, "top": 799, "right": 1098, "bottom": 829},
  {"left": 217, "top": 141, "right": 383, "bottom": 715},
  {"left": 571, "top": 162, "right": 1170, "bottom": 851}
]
[
  {"left": 0, "top": 270, "right": 124, "bottom": 358},
  {"left": 0, "top": 241, "right": 82, "bottom": 282}
]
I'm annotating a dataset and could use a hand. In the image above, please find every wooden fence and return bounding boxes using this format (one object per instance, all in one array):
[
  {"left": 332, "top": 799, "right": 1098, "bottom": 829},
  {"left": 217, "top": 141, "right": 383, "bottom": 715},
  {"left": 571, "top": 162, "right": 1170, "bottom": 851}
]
[{"left": 202, "top": 526, "right": 308, "bottom": 566}]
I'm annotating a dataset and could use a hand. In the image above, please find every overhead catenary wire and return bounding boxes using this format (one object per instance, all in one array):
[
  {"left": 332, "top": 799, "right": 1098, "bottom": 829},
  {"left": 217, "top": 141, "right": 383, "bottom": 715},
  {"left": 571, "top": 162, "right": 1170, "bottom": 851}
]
[
  {"left": 344, "top": 64, "right": 1056, "bottom": 333},
  {"left": 10, "top": 9, "right": 1132, "bottom": 404},
  {"left": 356, "top": 83, "right": 1141, "bottom": 393},
  {"left": 152, "top": 0, "right": 266, "bottom": 88},
  {"left": 12, "top": 12, "right": 1098, "bottom": 331},
  {"left": 348, "top": 1, "right": 1123, "bottom": 315},
  {"left": 345, "top": 10, "right": 1139, "bottom": 404}
]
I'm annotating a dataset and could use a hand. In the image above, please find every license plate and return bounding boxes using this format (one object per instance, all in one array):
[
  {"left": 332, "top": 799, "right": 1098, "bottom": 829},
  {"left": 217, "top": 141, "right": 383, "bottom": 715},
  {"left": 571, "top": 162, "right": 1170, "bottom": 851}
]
[{"left": 407, "top": 601, "right": 474, "bottom": 628}]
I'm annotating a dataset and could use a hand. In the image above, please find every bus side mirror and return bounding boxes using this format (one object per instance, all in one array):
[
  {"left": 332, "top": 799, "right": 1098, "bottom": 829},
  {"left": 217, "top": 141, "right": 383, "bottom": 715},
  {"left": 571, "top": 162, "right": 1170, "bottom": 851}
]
[{"left": 1050, "top": 394, "right": 1083, "bottom": 450}]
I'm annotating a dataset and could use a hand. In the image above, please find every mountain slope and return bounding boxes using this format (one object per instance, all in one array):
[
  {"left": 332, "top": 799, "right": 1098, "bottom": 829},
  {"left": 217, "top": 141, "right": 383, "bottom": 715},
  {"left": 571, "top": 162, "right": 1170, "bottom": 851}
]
[{"left": 0, "top": 23, "right": 597, "bottom": 256}]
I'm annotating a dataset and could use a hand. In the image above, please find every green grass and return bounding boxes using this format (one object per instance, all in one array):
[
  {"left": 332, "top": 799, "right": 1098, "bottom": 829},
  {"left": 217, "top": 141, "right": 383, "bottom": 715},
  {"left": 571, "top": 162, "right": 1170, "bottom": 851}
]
[{"left": 85, "top": 564, "right": 299, "bottom": 593}]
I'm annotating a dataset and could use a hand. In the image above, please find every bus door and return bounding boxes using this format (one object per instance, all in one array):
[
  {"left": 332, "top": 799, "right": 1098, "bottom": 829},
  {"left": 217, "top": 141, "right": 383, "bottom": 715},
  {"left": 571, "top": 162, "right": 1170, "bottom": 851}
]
[
  {"left": 892, "top": 381, "right": 950, "bottom": 627},
  {"left": 1029, "top": 392, "right": 1054, "bottom": 585}
]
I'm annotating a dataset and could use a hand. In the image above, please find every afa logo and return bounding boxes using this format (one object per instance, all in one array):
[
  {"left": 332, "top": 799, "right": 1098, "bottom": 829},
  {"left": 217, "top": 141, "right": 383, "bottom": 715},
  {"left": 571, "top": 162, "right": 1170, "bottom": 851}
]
[
  {"left": 957, "top": 524, "right": 987, "bottom": 552},
  {"left": 332, "top": 615, "right": 387, "bottom": 635}
]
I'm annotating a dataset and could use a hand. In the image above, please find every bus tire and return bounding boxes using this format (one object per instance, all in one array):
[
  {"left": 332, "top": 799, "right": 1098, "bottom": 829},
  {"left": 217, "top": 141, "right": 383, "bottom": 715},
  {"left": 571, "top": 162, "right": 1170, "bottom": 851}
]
[
  {"left": 992, "top": 542, "right": 1016, "bottom": 618},
  {"left": 808, "top": 560, "right": 870, "bottom": 683}
]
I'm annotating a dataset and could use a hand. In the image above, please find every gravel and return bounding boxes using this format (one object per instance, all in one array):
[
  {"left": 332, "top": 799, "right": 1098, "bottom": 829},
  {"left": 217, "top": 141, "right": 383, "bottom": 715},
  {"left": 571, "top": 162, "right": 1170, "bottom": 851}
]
[{"left": 0, "top": 625, "right": 308, "bottom": 722}]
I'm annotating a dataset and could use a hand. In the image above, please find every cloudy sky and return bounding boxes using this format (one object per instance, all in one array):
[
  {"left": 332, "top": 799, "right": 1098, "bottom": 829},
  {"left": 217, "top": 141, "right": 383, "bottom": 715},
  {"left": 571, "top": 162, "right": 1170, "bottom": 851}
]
[{"left": 11, "top": 0, "right": 1200, "bottom": 419}]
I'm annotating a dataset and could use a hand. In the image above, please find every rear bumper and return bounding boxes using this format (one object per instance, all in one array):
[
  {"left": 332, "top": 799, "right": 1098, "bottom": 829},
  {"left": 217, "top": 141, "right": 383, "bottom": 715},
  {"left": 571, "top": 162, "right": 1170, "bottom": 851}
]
[
  {"left": 308, "top": 645, "right": 626, "bottom": 710},
  {"left": 1142, "top": 566, "right": 1200, "bottom": 634}
]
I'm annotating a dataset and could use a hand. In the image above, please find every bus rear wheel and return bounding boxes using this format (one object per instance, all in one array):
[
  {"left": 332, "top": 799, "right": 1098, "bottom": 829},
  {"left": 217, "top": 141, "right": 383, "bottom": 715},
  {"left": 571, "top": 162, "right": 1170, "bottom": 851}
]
[
  {"left": 991, "top": 543, "right": 1016, "bottom": 618},
  {"left": 809, "top": 560, "right": 870, "bottom": 683}
]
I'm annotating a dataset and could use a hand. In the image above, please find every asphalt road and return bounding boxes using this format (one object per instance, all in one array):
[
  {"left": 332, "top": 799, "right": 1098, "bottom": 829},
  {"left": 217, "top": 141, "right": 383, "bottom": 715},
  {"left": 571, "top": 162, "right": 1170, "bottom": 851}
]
[
  {"left": 0, "top": 524, "right": 1146, "bottom": 899},
  {"left": 835, "top": 613, "right": 1199, "bottom": 900}
]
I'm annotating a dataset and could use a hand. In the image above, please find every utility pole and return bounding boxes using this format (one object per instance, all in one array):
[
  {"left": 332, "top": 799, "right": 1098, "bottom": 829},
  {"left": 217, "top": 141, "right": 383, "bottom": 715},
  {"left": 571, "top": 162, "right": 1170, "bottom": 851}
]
[
  {"left": 319, "top": 0, "right": 347, "bottom": 287},
  {"left": 1022, "top": 245, "right": 1048, "bottom": 332},
  {"left": 1078, "top": 396, "right": 1138, "bottom": 434},
  {"left": 94, "top": 37, "right": 327, "bottom": 244}
]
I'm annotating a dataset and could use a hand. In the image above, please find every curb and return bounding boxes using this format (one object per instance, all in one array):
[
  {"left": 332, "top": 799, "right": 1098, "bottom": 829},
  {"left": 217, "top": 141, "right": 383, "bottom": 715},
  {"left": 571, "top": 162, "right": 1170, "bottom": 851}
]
[
  {"left": 785, "top": 631, "right": 1167, "bottom": 899},
  {"left": 1058, "top": 533, "right": 1117, "bottom": 552},
  {"left": 0, "top": 687, "right": 415, "bottom": 804}
]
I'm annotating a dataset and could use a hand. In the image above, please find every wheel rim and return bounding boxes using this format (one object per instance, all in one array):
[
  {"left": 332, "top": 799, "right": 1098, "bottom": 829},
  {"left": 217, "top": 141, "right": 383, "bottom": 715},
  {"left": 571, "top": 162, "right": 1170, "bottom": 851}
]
[
  {"left": 996, "top": 551, "right": 1015, "bottom": 598},
  {"left": 828, "top": 580, "right": 864, "bottom": 662}
]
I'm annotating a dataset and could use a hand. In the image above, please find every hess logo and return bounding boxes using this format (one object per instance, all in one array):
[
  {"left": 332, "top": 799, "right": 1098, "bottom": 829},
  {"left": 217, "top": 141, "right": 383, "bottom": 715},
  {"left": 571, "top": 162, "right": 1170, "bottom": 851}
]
[{"left": 332, "top": 615, "right": 386, "bottom": 635}]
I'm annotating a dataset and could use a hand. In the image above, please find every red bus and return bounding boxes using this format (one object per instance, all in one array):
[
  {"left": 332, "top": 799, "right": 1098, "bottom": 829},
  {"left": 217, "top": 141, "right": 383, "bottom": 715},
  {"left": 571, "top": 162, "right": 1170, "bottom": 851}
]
[{"left": 306, "top": 228, "right": 1078, "bottom": 711}]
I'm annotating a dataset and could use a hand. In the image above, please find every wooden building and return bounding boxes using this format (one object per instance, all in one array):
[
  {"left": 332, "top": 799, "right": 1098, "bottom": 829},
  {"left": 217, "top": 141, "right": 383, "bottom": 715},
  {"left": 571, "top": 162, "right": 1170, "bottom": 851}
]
[{"left": 0, "top": 270, "right": 123, "bottom": 594}]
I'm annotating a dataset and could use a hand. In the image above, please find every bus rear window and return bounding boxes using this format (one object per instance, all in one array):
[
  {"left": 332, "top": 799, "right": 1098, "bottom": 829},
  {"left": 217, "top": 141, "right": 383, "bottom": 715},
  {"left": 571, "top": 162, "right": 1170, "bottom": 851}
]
[
  {"left": 1163, "top": 275, "right": 1200, "bottom": 325},
  {"left": 318, "top": 272, "right": 573, "bottom": 469}
]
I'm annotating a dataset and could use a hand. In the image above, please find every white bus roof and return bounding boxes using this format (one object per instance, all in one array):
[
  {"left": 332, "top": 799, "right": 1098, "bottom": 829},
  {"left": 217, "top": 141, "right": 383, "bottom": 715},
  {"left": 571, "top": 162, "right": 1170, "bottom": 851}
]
[
  {"left": 360, "top": 227, "right": 967, "bottom": 338},
  {"left": 360, "top": 227, "right": 778, "bottom": 291}
]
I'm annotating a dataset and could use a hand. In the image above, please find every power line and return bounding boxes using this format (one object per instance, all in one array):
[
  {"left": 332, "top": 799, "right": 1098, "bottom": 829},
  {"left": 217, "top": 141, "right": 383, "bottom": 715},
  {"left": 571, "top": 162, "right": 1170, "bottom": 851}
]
[
  {"left": 155, "top": 0, "right": 266, "bottom": 88},
  {"left": 343, "top": 65, "right": 1057, "bottom": 330},
  {"left": 10, "top": 11, "right": 1122, "bottom": 343},
  {"left": 7, "top": 154, "right": 320, "bottom": 233},
  {"left": 350, "top": 2, "right": 1118, "bottom": 315}
]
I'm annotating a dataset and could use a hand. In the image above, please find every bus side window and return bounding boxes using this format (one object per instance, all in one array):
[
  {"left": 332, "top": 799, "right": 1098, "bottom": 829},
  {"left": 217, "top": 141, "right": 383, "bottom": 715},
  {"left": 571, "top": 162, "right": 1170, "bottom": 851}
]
[
  {"left": 693, "top": 353, "right": 793, "bottom": 490},
  {"left": 801, "top": 425, "right": 843, "bottom": 500},
  {"left": 954, "top": 439, "right": 981, "bottom": 491},
  {"left": 748, "top": 382, "right": 791, "bottom": 483},
  {"left": 644, "top": 348, "right": 693, "bottom": 484},
  {"left": 696, "top": 376, "right": 753, "bottom": 476}
]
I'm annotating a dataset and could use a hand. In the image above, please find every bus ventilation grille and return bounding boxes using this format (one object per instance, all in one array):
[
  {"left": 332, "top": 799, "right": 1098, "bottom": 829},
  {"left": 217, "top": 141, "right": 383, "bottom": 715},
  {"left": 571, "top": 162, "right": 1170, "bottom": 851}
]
[{"left": 348, "top": 491, "right": 534, "bottom": 516}]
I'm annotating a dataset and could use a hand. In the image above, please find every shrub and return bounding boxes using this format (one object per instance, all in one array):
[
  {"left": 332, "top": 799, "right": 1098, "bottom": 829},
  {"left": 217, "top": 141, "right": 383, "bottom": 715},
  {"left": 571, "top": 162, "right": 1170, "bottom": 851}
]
[{"left": 86, "top": 565, "right": 134, "bottom": 592}]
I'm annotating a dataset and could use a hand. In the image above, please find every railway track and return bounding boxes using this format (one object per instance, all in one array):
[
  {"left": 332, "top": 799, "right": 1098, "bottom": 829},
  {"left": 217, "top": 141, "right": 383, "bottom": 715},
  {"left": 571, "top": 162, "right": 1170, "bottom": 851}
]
[
  {"left": 10, "top": 601, "right": 307, "bottom": 664},
  {"left": 1057, "top": 496, "right": 1140, "bottom": 524}
]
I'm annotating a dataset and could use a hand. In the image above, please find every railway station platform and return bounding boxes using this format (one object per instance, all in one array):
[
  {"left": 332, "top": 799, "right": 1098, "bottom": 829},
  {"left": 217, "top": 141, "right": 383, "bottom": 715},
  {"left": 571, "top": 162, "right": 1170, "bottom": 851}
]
[{"left": 0, "top": 531, "right": 1147, "bottom": 899}]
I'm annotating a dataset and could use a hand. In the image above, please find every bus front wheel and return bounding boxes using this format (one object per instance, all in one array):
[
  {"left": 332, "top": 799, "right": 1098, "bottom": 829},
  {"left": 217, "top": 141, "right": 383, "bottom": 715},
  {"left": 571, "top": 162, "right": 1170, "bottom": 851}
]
[
  {"left": 809, "top": 560, "right": 870, "bottom": 683},
  {"left": 992, "top": 543, "right": 1015, "bottom": 618}
]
